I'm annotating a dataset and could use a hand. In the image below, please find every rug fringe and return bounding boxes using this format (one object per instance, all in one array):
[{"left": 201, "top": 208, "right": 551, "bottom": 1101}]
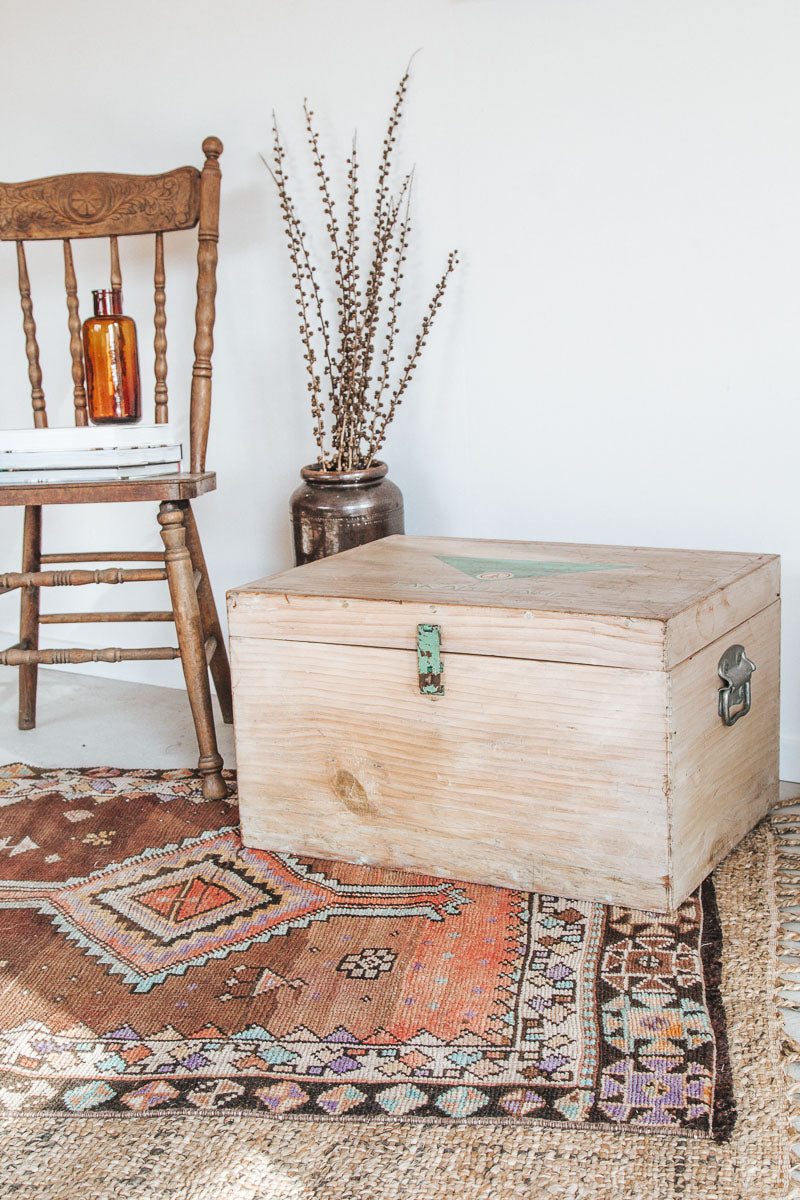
[{"left": 772, "top": 806, "right": 800, "bottom": 1198}]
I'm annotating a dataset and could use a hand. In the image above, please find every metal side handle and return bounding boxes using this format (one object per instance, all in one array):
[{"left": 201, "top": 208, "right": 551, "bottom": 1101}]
[{"left": 718, "top": 644, "right": 755, "bottom": 726}]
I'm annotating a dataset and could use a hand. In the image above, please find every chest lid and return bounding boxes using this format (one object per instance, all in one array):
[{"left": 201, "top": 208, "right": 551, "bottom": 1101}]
[{"left": 227, "top": 535, "right": 779, "bottom": 670}]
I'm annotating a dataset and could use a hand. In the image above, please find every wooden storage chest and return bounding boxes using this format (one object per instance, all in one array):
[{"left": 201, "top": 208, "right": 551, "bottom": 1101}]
[{"left": 227, "top": 536, "right": 780, "bottom": 911}]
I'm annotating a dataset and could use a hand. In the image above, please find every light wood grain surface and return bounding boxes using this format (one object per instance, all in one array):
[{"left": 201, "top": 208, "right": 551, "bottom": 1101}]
[
  {"left": 232, "top": 635, "right": 672, "bottom": 909},
  {"left": 229, "top": 536, "right": 781, "bottom": 911},
  {"left": 229, "top": 536, "right": 778, "bottom": 671},
  {"left": 668, "top": 601, "right": 780, "bottom": 901},
  {"left": 233, "top": 535, "right": 777, "bottom": 618}
]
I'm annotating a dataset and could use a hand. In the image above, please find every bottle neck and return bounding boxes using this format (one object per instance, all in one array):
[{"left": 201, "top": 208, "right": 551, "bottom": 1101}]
[{"left": 92, "top": 288, "right": 123, "bottom": 317}]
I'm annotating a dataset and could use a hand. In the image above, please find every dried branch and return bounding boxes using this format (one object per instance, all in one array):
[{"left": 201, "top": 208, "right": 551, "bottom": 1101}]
[
  {"left": 367, "top": 250, "right": 459, "bottom": 465},
  {"left": 266, "top": 72, "right": 457, "bottom": 472},
  {"left": 366, "top": 183, "right": 412, "bottom": 456}
]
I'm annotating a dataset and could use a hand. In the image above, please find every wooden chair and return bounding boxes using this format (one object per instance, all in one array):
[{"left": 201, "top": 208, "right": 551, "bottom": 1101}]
[{"left": 0, "top": 137, "right": 232, "bottom": 799}]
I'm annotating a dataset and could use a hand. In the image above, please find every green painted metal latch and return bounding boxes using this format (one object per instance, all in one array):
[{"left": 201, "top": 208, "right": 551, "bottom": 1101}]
[{"left": 417, "top": 623, "right": 444, "bottom": 696}]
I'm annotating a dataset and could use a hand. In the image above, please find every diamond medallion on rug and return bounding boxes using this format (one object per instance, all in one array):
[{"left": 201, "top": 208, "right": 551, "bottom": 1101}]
[{"left": 0, "top": 765, "right": 734, "bottom": 1137}]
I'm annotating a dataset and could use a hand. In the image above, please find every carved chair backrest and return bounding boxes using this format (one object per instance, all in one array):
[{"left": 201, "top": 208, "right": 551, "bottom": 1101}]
[{"left": 0, "top": 137, "right": 222, "bottom": 474}]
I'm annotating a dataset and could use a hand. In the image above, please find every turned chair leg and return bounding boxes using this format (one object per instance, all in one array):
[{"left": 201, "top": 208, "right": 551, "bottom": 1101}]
[
  {"left": 18, "top": 505, "right": 42, "bottom": 730},
  {"left": 158, "top": 500, "right": 227, "bottom": 800},
  {"left": 183, "top": 502, "right": 233, "bottom": 724}
]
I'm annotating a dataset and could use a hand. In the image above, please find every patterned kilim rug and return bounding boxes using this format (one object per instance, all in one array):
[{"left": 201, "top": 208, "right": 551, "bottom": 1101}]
[{"left": 0, "top": 765, "right": 789, "bottom": 1200}]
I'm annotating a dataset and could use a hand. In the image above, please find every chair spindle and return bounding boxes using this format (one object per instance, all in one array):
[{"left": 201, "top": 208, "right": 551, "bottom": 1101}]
[
  {"left": 39, "top": 611, "right": 174, "bottom": 623},
  {"left": 63, "top": 240, "right": 88, "bottom": 426},
  {"left": 109, "top": 235, "right": 122, "bottom": 291},
  {"left": 16, "top": 242, "right": 46, "bottom": 427},
  {"left": 0, "top": 567, "right": 168, "bottom": 589},
  {"left": 189, "top": 137, "right": 222, "bottom": 473},
  {"left": 1, "top": 646, "right": 181, "bottom": 666},
  {"left": 154, "top": 232, "right": 168, "bottom": 423}
]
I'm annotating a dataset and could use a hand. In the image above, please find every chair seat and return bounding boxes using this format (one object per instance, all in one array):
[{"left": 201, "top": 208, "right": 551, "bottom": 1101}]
[{"left": 0, "top": 471, "right": 216, "bottom": 506}]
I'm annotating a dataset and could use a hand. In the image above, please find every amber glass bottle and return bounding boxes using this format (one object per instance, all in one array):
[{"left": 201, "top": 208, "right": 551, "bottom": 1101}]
[{"left": 82, "top": 288, "right": 141, "bottom": 423}]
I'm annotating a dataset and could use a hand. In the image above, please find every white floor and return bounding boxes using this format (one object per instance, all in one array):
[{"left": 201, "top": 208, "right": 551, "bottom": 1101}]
[{"left": 0, "top": 667, "right": 236, "bottom": 770}]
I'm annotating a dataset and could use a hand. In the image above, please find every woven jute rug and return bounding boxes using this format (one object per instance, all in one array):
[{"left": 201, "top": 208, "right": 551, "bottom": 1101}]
[{"left": 0, "top": 765, "right": 791, "bottom": 1199}]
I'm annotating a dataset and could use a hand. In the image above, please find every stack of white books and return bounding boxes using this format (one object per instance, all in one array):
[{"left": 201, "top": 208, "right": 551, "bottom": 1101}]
[{"left": 0, "top": 426, "right": 183, "bottom": 484}]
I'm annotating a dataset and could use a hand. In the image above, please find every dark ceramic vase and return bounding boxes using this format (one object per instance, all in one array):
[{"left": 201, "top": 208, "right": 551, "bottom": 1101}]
[{"left": 290, "top": 461, "right": 405, "bottom": 565}]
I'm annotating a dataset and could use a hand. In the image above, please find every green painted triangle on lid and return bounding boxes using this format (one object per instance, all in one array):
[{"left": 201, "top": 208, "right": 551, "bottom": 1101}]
[{"left": 435, "top": 556, "right": 633, "bottom": 580}]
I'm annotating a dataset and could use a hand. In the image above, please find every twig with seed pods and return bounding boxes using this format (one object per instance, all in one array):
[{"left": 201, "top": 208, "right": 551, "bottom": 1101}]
[{"left": 267, "top": 68, "right": 458, "bottom": 472}]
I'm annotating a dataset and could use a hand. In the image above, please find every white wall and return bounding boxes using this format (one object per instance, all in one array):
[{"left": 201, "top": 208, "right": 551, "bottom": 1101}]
[{"left": 2, "top": 0, "right": 799, "bottom": 776}]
